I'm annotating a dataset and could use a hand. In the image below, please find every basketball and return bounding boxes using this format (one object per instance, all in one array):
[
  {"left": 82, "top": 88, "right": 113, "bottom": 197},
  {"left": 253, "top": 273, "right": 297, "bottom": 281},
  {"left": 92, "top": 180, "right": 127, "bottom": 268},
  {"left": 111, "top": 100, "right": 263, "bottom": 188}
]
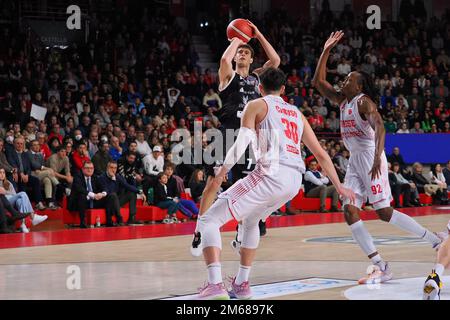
[{"left": 226, "top": 18, "right": 254, "bottom": 43}]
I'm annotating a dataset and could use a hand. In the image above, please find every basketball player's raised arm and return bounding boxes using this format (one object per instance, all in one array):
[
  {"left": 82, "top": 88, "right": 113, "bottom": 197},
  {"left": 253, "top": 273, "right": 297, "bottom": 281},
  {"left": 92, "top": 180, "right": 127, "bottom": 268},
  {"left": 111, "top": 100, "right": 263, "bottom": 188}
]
[
  {"left": 249, "top": 22, "right": 280, "bottom": 75},
  {"left": 219, "top": 38, "right": 244, "bottom": 89},
  {"left": 215, "top": 100, "right": 262, "bottom": 179},
  {"left": 301, "top": 114, "right": 355, "bottom": 203},
  {"left": 312, "top": 31, "right": 345, "bottom": 105},
  {"left": 358, "top": 96, "right": 386, "bottom": 181}
]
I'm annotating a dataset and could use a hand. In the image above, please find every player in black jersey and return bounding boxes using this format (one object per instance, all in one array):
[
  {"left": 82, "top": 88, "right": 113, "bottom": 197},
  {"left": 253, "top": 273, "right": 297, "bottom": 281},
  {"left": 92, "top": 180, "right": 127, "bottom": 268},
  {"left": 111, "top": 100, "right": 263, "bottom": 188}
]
[{"left": 191, "top": 21, "right": 280, "bottom": 256}]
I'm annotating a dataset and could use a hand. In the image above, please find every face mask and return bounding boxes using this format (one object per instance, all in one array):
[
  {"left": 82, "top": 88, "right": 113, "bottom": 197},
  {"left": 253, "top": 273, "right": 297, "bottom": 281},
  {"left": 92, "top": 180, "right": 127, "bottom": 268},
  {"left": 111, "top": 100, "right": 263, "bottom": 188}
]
[
  {"left": 75, "top": 135, "right": 82, "bottom": 141},
  {"left": 6, "top": 136, "right": 13, "bottom": 143}
]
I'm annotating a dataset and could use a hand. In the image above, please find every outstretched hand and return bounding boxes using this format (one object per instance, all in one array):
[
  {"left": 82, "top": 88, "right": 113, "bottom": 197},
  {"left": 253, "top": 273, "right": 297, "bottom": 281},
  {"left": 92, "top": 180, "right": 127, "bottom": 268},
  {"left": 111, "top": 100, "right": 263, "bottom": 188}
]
[
  {"left": 324, "top": 30, "right": 344, "bottom": 51},
  {"left": 337, "top": 186, "right": 356, "bottom": 205}
]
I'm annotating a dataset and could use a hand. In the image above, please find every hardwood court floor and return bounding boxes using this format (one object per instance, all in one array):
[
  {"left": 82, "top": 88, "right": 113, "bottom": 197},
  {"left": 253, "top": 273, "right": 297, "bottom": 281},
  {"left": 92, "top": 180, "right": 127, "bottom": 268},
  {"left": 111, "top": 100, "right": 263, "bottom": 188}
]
[{"left": 0, "top": 206, "right": 448, "bottom": 300}]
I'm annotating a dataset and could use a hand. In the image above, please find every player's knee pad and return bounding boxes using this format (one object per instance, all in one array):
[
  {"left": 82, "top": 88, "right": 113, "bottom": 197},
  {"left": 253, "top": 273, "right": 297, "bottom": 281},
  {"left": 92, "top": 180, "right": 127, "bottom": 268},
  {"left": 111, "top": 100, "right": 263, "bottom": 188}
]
[
  {"left": 240, "top": 220, "right": 260, "bottom": 249},
  {"left": 197, "top": 199, "right": 233, "bottom": 249}
]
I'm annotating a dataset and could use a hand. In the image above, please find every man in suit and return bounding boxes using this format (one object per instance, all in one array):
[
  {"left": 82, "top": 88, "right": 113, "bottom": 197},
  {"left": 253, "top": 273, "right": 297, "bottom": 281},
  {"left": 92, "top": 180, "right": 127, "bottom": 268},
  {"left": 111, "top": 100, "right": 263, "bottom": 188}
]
[
  {"left": 68, "top": 160, "right": 119, "bottom": 228},
  {"left": 28, "top": 140, "right": 59, "bottom": 209},
  {"left": 98, "top": 160, "right": 146, "bottom": 226},
  {"left": 6, "top": 136, "right": 46, "bottom": 210}
]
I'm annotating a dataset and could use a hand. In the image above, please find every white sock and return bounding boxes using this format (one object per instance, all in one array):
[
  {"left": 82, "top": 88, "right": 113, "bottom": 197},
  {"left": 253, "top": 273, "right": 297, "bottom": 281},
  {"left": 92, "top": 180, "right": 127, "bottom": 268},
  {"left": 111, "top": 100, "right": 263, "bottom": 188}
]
[
  {"left": 235, "top": 265, "right": 251, "bottom": 285},
  {"left": 434, "top": 264, "right": 445, "bottom": 278},
  {"left": 389, "top": 210, "right": 441, "bottom": 246},
  {"left": 370, "top": 254, "right": 387, "bottom": 271},
  {"left": 207, "top": 262, "right": 222, "bottom": 284},
  {"left": 350, "top": 220, "right": 377, "bottom": 256}
]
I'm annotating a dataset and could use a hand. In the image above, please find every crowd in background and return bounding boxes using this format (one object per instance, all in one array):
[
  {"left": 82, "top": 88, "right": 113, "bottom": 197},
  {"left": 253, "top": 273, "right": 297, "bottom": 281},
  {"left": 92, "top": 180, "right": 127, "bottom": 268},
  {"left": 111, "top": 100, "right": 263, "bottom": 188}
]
[{"left": 0, "top": 0, "right": 448, "bottom": 230}]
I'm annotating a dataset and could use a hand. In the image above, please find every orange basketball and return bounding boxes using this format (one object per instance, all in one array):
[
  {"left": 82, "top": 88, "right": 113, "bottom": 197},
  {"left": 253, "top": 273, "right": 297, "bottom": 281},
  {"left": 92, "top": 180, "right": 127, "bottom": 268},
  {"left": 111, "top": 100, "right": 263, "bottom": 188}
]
[{"left": 226, "top": 18, "right": 254, "bottom": 43}]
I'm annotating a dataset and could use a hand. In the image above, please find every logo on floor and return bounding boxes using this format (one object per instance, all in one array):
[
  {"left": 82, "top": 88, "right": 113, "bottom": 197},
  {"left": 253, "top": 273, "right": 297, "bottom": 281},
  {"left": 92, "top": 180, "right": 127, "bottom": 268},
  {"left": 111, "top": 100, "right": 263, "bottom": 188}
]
[
  {"left": 162, "top": 278, "right": 355, "bottom": 300},
  {"left": 304, "top": 236, "right": 429, "bottom": 246}
]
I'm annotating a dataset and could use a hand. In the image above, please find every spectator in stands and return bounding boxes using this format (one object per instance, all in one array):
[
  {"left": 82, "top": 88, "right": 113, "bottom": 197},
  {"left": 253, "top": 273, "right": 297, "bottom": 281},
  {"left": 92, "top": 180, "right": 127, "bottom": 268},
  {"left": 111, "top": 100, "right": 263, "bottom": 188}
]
[
  {"left": 428, "top": 164, "right": 448, "bottom": 204},
  {"left": 142, "top": 145, "right": 164, "bottom": 191},
  {"left": 71, "top": 141, "right": 90, "bottom": 174},
  {"left": 336, "top": 149, "right": 350, "bottom": 174},
  {"left": 411, "top": 162, "right": 446, "bottom": 205},
  {"left": 0, "top": 167, "right": 47, "bottom": 233},
  {"left": 202, "top": 88, "right": 222, "bottom": 111},
  {"left": 28, "top": 140, "right": 59, "bottom": 210},
  {"left": 37, "top": 133, "right": 52, "bottom": 160},
  {"left": 0, "top": 138, "right": 15, "bottom": 182},
  {"left": 154, "top": 172, "right": 179, "bottom": 224},
  {"left": 391, "top": 162, "right": 421, "bottom": 206},
  {"left": 443, "top": 160, "right": 450, "bottom": 191},
  {"left": 46, "top": 145, "right": 73, "bottom": 200},
  {"left": 91, "top": 141, "right": 112, "bottom": 176},
  {"left": 163, "top": 163, "right": 197, "bottom": 218},
  {"left": 135, "top": 131, "right": 152, "bottom": 157},
  {"left": 87, "top": 131, "right": 100, "bottom": 158},
  {"left": 409, "top": 122, "right": 424, "bottom": 133},
  {"left": 108, "top": 136, "right": 123, "bottom": 161},
  {"left": 98, "top": 160, "right": 145, "bottom": 225},
  {"left": 68, "top": 161, "right": 114, "bottom": 228},
  {"left": 304, "top": 159, "right": 340, "bottom": 212},
  {"left": 388, "top": 147, "right": 407, "bottom": 174},
  {"left": 396, "top": 122, "right": 410, "bottom": 134},
  {"left": 118, "top": 151, "right": 143, "bottom": 188},
  {"left": 6, "top": 137, "right": 46, "bottom": 210},
  {"left": 389, "top": 162, "right": 414, "bottom": 208},
  {"left": 188, "top": 169, "right": 206, "bottom": 203}
]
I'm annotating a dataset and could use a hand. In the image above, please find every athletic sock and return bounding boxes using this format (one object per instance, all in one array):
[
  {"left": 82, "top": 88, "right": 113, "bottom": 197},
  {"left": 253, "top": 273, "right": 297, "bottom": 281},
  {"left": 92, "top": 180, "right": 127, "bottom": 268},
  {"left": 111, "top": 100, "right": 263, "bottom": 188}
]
[
  {"left": 207, "top": 262, "right": 222, "bottom": 284},
  {"left": 370, "top": 254, "right": 387, "bottom": 271},
  {"left": 434, "top": 264, "right": 445, "bottom": 278},
  {"left": 350, "top": 220, "right": 378, "bottom": 257},
  {"left": 235, "top": 265, "right": 251, "bottom": 285},
  {"left": 389, "top": 210, "right": 441, "bottom": 246}
]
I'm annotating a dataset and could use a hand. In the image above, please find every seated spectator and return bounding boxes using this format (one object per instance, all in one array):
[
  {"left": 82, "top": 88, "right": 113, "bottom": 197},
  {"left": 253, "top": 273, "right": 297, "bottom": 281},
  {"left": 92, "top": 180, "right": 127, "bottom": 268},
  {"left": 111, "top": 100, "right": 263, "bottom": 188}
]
[
  {"left": 428, "top": 164, "right": 449, "bottom": 204},
  {"left": 71, "top": 141, "right": 90, "bottom": 174},
  {"left": 391, "top": 162, "right": 421, "bottom": 206},
  {"left": 118, "top": 151, "right": 144, "bottom": 188},
  {"left": 396, "top": 122, "right": 410, "bottom": 133},
  {"left": 409, "top": 122, "right": 424, "bottom": 133},
  {"left": 388, "top": 147, "right": 408, "bottom": 175},
  {"left": 68, "top": 161, "right": 117, "bottom": 228},
  {"left": 91, "top": 141, "right": 112, "bottom": 176},
  {"left": 87, "top": 131, "right": 100, "bottom": 158},
  {"left": 98, "top": 161, "right": 145, "bottom": 225},
  {"left": 443, "top": 160, "right": 450, "bottom": 191},
  {"left": 202, "top": 88, "right": 222, "bottom": 111},
  {"left": 203, "top": 107, "right": 219, "bottom": 128},
  {"left": 108, "top": 136, "right": 123, "bottom": 161},
  {"left": 135, "top": 131, "right": 152, "bottom": 157},
  {"left": 28, "top": 140, "right": 59, "bottom": 209},
  {"left": 189, "top": 169, "right": 206, "bottom": 203},
  {"left": 142, "top": 145, "right": 164, "bottom": 193},
  {"left": 0, "top": 138, "right": 15, "bottom": 182},
  {"left": 36, "top": 133, "right": 52, "bottom": 160},
  {"left": 304, "top": 159, "right": 339, "bottom": 212},
  {"left": 47, "top": 145, "right": 73, "bottom": 189},
  {"left": 411, "top": 162, "right": 447, "bottom": 205},
  {"left": 163, "top": 163, "right": 198, "bottom": 218},
  {"left": 0, "top": 167, "right": 47, "bottom": 233},
  {"left": 154, "top": 172, "right": 179, "bottom": 224},
  {"left": 6, "top": 137, "right": 46, "bottom": 210},
  {"left": 389, "top": 162, "right": 414, "bottom": 208}
]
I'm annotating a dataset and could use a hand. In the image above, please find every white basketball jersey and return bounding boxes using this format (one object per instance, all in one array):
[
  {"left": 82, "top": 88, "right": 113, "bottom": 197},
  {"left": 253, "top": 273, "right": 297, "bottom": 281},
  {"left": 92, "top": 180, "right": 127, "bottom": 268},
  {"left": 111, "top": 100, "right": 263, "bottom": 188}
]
[
  {"left": 340, "top": 93, "right": 376, "bottom": 153},
  {"left": 256, "top": 95, "right": 305, "bottom": 174}
]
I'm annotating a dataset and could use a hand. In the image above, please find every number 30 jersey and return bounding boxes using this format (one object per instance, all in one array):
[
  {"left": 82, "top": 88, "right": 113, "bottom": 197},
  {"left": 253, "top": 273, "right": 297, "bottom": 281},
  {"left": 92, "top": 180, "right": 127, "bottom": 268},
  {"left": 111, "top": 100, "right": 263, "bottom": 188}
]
[{"left": 254, "top": 95, "right": 306, "bottom": 175}]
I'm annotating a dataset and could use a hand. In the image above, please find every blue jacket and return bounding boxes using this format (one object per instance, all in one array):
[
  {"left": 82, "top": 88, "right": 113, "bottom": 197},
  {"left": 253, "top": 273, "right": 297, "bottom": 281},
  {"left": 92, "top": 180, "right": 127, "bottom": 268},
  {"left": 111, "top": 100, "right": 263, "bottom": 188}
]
[
  {"left": 6, "top": 150, "right": 32, "bottom": 175},
  {"left": 98, "top": 172, "right": 139, "bottom": 195}
]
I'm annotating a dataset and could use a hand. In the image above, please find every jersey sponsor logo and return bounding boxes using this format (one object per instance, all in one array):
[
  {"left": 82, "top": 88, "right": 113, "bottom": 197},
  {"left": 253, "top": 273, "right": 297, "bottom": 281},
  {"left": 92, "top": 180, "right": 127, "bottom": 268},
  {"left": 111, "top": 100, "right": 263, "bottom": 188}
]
[
  {"left": 304, "top": 236, "right": 430, "bottom": 246},
  {"left": 348, "top": 109, "right": 353, "bottom": 115},
  {"left": 340, "top": 120, "right": 357, "bottom": 128},
  {"left": 341, "top": 130, "right": 365, "bottom": 138},
  {"left": 286, "top": 144, "right": 300, "bottom": 155}
]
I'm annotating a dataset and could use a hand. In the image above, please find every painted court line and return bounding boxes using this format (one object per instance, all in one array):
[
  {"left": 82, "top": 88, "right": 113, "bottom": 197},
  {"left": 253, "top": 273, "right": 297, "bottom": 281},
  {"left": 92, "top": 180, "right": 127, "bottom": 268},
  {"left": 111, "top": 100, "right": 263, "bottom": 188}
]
[{"left": 162, "top": 278, "right": 355, "bottom": 300}]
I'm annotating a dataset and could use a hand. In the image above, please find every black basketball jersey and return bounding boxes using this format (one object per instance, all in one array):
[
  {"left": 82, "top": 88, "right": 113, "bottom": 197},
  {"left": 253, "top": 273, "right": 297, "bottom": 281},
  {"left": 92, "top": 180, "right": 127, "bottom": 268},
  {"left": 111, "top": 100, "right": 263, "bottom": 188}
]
[{"left": 218, "top": 71, "right": 261, "bottom": 129}]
